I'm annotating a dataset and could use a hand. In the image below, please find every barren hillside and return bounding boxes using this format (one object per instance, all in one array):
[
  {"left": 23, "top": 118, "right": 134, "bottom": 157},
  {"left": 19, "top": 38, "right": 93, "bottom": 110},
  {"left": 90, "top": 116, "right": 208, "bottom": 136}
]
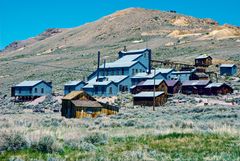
[{"left": 0, "top": 8, "right": 240, "bottom": 94}]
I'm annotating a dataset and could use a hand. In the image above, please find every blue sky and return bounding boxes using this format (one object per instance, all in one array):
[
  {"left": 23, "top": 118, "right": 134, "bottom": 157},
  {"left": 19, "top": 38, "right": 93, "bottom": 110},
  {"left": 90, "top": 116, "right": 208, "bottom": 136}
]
[{"left": 0, "top": 0, "right": 239, "bottom": 49}]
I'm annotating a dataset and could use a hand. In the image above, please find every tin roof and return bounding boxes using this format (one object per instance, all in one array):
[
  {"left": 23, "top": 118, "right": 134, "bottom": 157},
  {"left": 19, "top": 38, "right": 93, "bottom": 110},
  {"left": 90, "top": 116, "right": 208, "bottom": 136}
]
[
  {"left": 120, "top": 48, "right": 148, "bottom": 54},
  {"left": 182, "top": 80, "right": 210, "bottom": 86},
  {"left": 205, "top": 83, "right": 225, "bottom": 88},
  {"left": 196, "top": 55, "right": 212, "bottom": 59},
  {"left": 84, "top": 75, "right": 128, "bottom": 88},
  {"left": 14, "top": 80, "right": 43, "bottom": 87},
  {"left": 165, "top": 80, "right": 179, "bottom": 87},
  {"left": 220, "top": 64, "right": 236, "bottom": 68},
  {"left": 64, "top": 80, "right": 84, "bottom": 86},
  {"left": 134, "top": 91, "right": 165, "bottom": 98},
  {"left": 138, "top": 79, "right": 164, "bottom": 86},
  {"left": 71, "top": 100, "right": 103, "bottom": 108},
  {"left": 132, "top": 69, "right": 173, "bottom": 79},
  {"left": 100, "top": 54, "right": 142, "bottom": 69}
]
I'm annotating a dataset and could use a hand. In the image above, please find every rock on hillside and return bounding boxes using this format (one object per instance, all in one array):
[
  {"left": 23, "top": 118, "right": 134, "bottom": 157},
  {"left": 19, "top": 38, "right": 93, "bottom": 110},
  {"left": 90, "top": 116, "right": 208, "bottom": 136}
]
[{"left": 2, "top": 28, "right": 64, "bottom": 53}]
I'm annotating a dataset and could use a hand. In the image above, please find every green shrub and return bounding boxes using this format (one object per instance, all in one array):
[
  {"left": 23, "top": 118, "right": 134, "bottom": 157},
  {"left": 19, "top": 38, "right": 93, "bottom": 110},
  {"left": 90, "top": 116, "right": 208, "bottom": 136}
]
[
  {"left": 0, "top": 133, "right": 29, "bottom": 152},
  {"left": 83, "top": 132, "right": 108, "bottom": 146},
  {"left": 33, "top": 135, "right": 55, "bottom": 153}
]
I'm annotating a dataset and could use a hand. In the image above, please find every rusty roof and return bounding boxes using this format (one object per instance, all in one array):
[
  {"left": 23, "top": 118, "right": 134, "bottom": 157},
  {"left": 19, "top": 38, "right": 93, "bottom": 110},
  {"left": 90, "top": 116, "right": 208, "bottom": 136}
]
[
  {"left": 71, "top": 100, "right": 103, "bottom": 108},
  {"left": 62, "top": 91, "right": 84, "bottom": 100}
]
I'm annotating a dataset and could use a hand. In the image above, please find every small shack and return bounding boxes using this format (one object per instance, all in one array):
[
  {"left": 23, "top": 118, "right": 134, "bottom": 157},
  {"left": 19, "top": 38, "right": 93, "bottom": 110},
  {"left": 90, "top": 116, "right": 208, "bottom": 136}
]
[
  {"left": 204, "top": 83, "right": 233, "bottom": 95},
  {"left": 181, "top": 80, "right": 211, "bottom": 95},
  {"left": 64, "top": 81, "right": 86, "bottom": 95},
  {"left": 61, "top": 91, "right": 119, "bottom": 118},
  {"left": 11, "top": 80, "right": 52, "bottom": 100},
  {"left": 195, "top": 55, "right": 212, "bottom": 67},
  {"left": 133, "top": 91, "right": 167, "bottom": 106},
  {"left": 165, "top": 80, "right": 181, "bottom": 95},
  {"left": 130, "top": 79, "right": 168, "bottom": 94},
  {"left": 220, "top": 64, "right": 237, "bottom": 76}
]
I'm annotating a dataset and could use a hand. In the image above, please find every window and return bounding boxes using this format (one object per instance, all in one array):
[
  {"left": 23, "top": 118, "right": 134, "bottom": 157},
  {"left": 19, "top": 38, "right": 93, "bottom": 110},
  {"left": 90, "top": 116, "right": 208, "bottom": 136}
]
[
  {"left": 132, "top": 69, "right": 135, "bottom": 75},
  {"left": 140, "top": 69, "right": 142, "bottom": 73},
  {"left": 116, "top": 69, "right": 119, "bottom": 75},
  {"left": 29, "top": 89, "right": 32, "bottom": 94},
  {"left": 109, "top": 87, "right": 112, "bottom": 95},
  {"left": 41, "top": 88, "right": 44, "bottom": 94},
  {"left": 119, "top": 85, "right": 123, "bottom": 92},
  {"left": 35, "top": 88, "right": 38, "bottom": 93},
  {"left": 135, "top": 69, "right": 138, "bottom": 74}
]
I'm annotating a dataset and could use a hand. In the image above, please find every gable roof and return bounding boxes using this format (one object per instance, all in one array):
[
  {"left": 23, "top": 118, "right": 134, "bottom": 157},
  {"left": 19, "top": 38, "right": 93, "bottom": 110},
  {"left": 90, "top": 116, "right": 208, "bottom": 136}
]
[
  {"left": 166, "top": 80, "right": 180, "bottom": 87},
  {"left": 182, "top": 80, "right": 211, "bottom": 86},
  {"left": 205, "top": 83, "right": 230, "bottom": 88},
  {"left": 220, "top": 64, "right": 236, "bottom": 68},
  {"left": 14, "top": 80, "right": 51, "bottom": 88},
  {"left": 64, "top": 80, "right": 85, "bottom": 86},
  {"left": 138, "top": 79, "right": 164, "bottom": 86},
  {"left": 132, "top": 69, "right": 173, "bottom": 79},
  {"left": 84, "top": 75, "right": 128, "bottom": 88},
  {"left": 196, "top": 55, "right": 212, "bottom": 60},
  {"left": 119, "top": 48, "right": 149, "bottom": 54},
  {"left": 134, "top": 91, "right": 165, "bottom": 98},
  {"left": 62, "top": 91, "right": 84, "bottom": 100}
]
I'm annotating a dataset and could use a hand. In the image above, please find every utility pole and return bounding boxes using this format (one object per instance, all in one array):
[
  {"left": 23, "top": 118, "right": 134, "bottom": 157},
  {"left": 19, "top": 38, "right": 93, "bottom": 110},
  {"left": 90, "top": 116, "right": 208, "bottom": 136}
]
[{"left": 153, "top": 68, "right": 156, "bottom": 111}]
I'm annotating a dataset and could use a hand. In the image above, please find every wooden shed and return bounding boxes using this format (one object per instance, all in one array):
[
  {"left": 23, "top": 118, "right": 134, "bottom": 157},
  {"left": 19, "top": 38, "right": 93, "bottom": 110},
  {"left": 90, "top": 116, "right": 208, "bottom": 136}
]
[
  {"left": 204, "top": 83, "right": 233, "bottom": 95},
  {"left": 195, "top": 55, "right": 212, "bottom": 67},
  {"left": 61, "top": 91, "right": 119, "bottom": 118},
  {"left": 165, "top": 80, "right": 181, "bottom": 95},
  {"left": 130, "top": 79, "right": 168, "bottom": 94},
  {"left": 133, "top": 91, "right": 167, "bottom": 106}
]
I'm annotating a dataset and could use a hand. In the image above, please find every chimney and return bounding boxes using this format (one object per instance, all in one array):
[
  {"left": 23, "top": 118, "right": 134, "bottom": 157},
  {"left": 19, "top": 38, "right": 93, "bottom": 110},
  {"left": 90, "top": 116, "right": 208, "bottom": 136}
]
[
  {"left": 97, "top": 51, "right": 101, "bottom": 81},
  {"left": 123, "top": 46, "right": 127, "bottom": 52},
  {"left": 148, "top": 49, "right": 152, "bottom": 74},
  {"left": 103, "top": 59, "right": 106, "bottom": 77}
]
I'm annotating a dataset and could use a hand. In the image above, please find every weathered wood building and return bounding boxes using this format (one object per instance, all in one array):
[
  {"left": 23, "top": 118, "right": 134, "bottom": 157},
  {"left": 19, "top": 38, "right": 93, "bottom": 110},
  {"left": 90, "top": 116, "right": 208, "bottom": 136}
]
[
  {"left": 195, "top": 55, "right": 212, "bottom": 67},
  {"left": 204, "top": 83, "right": 233, "bottom": 95},
  {"left": 130, "top": 79, "right": 168, "bottom": 94},
  {"left": 190, "top": 72, "right": 209, "bottom": 80},
  {"left": 181, "top": 80, "right": 211, "bottom": 95},
  {"left": 165, "top": 80, "right": 181, "bottom": 95},
  {"left": 61, "top": 91, "right": 119, "bottom": 118},
  {"left": 133, "top": 91, "right": 167, "bottom": 106}
]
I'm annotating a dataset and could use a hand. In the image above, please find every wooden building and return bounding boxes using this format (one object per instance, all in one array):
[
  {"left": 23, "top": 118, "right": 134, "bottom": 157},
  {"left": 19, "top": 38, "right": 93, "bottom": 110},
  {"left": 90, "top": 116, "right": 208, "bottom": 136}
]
[
  {"left": 133, "top": 91, "right": 167, "bottom": 106},
  {"left": 204, "top": 83, "right": 233, "bottom": 95},
  {"left": 190, "top": 72, "right": 209, "bottom": 80},
  {"left": 61, "top": 91, "right": 119, "bottom": 118},
  {"left": 130, "top": 79, "right": 168, "bottom": 94},
  {"left": 195, "top": 55, "right": 212, "bottom": 67},
  {"left": 181, "top": 80, "right": 211, "bottom": 95},
  {"left": 165, "top": 80, "right": 181, "bottom": 95}
]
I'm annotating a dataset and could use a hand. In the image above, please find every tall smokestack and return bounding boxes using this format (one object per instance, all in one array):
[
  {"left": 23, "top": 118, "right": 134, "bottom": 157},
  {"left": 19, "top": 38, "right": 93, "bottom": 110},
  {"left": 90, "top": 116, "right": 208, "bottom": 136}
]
[
  {"left": 97, "top": 51, "right": 100, "bottom": 81},
  {"left": 103, "top": 59, "right": 106, "bottom": 77},
  {"left": 148, "top": 49, "right": 152, "bottom": 74}
]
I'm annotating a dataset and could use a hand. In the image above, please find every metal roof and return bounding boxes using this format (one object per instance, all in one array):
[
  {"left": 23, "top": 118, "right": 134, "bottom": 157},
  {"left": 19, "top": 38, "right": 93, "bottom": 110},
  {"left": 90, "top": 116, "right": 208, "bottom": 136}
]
[
  {"left": 134, "top": 91, "right": 165, "bottom": 98},
  {"left": 165, "top": 80, "right": 179, "bottom": 87},
  {"left": 84, "top": 75, "right": 128, "bottom": 88},
  {"left": 99, "top": 54, "right": 142, "bottom": 69},
  {"left": 182, "top": 80, "right": 210, "bottom": 86},
  {"left": 120, "top": 48, "right": 148, "bottom": 54},
  {"left": 196, "top": 55, "right": 212, "bottom": 59},
  {"left": 138, "top": 79, "right": 164, "bottom": 86},
  {"left": 64, "top": 80, "right": 84, "bottom": 86},
  {"left": 220, "top": 64, "right": 236, "bottom": 68},
  {"left": 14, "top": 80, "right": 43, "bottom": 87},
  {"left": 62, "top": 91, "right": 84, "bottom": 100},
  {"left": 205, "top": 83, "right": 225, "bottom": 88},
  {"left": 132, "top": 69, "right": 173, "bottom": 79}
]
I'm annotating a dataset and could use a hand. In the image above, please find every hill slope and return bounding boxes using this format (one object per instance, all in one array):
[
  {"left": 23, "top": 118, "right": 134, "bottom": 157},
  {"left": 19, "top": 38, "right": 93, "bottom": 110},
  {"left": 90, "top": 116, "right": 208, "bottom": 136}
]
[{"left": 0, "top": 8, "right": 240, "bottom": 94}]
